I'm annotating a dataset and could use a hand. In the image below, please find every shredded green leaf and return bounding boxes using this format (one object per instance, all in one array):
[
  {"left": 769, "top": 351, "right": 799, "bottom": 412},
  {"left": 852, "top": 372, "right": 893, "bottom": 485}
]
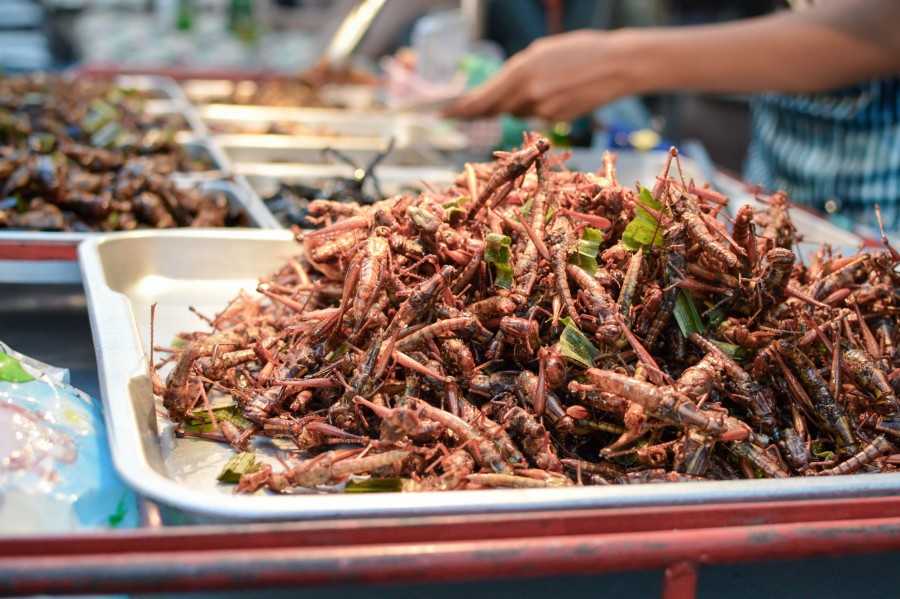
[
  {"left": 559, "top": 317, "right": 600, "bottom": 368},
  {"left": 568, "top": 227, "right": 604, "bottom": 276},
  {"left": 673, "top": 290, "right": 705, "bottom": 338},
  {"left": 484, "top": 233, "right": 514, "bottom": 289},
  {"left": 89, "top": 98, "right": 119, "bottom": 121},
  {"left": 82, "top": 98, "right": 119, "bottom": 135},
  {"left": 710, "top": 340, "right": 745, "bottom": 360},
  {"left": 325, "top": 343, "right": 351, "bottom": 362},
  {"left": 622, "top": 186, "right": 665, "bottom": 251},
  {"left": 810, "top": 441, "right": 837, "bottom": 462},
  {"left": 345, "top": 478, "right": 406, "bottom": 493},
  {"left": 706, "top": 307, "right": 728, "bottom": 330},
  {"left": 217, "top": 452, "right": 261, "bottom": 483},
  {"left": 81, "top": 111, "right": 108, "bottom": 135},
  {"left": 112, "top": 131, "right": 138, "bottom": 149},
  {"left": 90, "top": 121, "right": 122, "bottom": 148},
  {"left": 545, "top": 205, "right": 555, "bottom": 225},
  {"left": 170, "top": 336, "right": 188, "bottom": 349},
  {"left": 576, "top": 420, "right": 626, "bottom": 435},
  {"left": 0, "top": 351, "right": 35, "bottom": 383},
  {"left": 106, "top": 88, "right": 125, "bottom": 104},
  {"left": 605, "top": 438, "right": 644, "bottom": 466},
  {"left": 442, "top": 196, "right": 469, "bottom": 221},
  {"left": 519, "top": 196, "right": 534, "bottom": 218},
  {"left": 442, "top": 195, "right": 469, "bottom": 209},
  {"left": 29, "top": 132, "right": 56, "bottom": 153},
  {"left": 492, "top": 264, "right": 514, "bottom": 289},
  {"left": 141, "top": 128, "right": 175, "bottom": 149},
  {"left": 484, "top": 233, "right": 510, "bottom": 262},
  {"left": 183, "top": 402, "right": 252, "bottom": 433}
]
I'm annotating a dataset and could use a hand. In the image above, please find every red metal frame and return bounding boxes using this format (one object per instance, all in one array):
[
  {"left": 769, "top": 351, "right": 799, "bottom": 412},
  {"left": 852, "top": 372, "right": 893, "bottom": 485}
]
[
  {"left": 0, "top": 240, "right": 78, "bottom": 261},
  {"left": 4, "top": 495, "right": 900, "bottom": 598}
]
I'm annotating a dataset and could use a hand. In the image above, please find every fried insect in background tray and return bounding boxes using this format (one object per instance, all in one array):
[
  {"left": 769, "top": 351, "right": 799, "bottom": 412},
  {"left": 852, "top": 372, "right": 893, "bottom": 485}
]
[
  {"left": 0, "top": 73, "right": 233, "bottom": 232},
  {"left": 262, "top": 139, "right": 394, "bottom": 228}
]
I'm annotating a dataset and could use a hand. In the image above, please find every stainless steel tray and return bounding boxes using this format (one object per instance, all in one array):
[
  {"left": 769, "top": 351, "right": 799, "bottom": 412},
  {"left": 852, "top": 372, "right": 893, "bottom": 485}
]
[
  {"left": 179, "top": 80, "right": 382, "bottom": 110},
  {"left": 79, "top": 228, "right": 898, "bottom": 523},
  {"left": 235, "top": 162, "right": 458, "bottom": 199},
  {"left": 115, "top": 74, "right": 210, "bottom": 137},
  {"left": 115, "top": 74, "right": 191, "bottom": 103},
  {"left": 198, "top": 104, "right": 458, "bottom": 139},
  {"left": 197, "top": 104, "right": 392, "bottom": 135},
  {"left": 215, "top": 134, "right": 457, "bottom": 168},
  {"left": 0, "top": 179, "right": 279, "bottom": 284},
  {"left": 174, "top": 135, "right": 234, "bottom": 180},
  {"left": 567, "top": 149, "right": 864, "bottom": 248}
]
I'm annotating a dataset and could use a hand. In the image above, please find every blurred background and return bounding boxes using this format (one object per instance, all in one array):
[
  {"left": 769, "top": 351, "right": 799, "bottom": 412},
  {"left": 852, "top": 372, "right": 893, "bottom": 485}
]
[{"left": 0, "top": 0, "right": 781, "bottom": 174}]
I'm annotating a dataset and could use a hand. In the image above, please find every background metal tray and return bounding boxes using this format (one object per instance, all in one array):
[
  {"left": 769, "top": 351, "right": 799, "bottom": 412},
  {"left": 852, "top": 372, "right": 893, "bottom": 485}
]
[
  {"left": 179, "top": 80, "right": 383, "bottom": 110},
  {"left": 108, "top": 74, "right": 210, "bottom": 139},
  {"left": 80, "top": 228, "right": 896, "bottom": 523},
  {"left": 214, "top": 134, "right": 450, "bottom": 167},
  {"left": 197, "top": 104, "right": 460, "bottom": 141},
  {"left": 0, "top": 179, "right": 279, "bottom": 284},
  {"left": 235, "top": 162, "right": 458, "bottom": 199},
  {"left": 567, "top": 149, "right": 864, "bottom": 249},
  {"left": 115, "top": 74, "right": 190, "bottom": 103}
]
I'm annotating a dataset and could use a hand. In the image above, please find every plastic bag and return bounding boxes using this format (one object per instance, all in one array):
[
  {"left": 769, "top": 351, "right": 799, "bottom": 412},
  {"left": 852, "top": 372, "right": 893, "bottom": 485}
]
[{"left": 0, "top": 341, "right": 138, "bottom": 534}]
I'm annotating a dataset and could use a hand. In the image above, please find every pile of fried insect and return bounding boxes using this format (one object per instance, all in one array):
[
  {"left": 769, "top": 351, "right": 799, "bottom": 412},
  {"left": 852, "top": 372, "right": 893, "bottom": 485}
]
[{"left": 153, "top": 133, "right": 900, "bottom": 493}]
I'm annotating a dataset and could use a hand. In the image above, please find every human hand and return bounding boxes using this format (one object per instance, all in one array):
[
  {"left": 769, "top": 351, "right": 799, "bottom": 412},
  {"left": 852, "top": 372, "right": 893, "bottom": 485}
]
[{"left": 443, "top": 29, "right": 642, "bottom": 123}]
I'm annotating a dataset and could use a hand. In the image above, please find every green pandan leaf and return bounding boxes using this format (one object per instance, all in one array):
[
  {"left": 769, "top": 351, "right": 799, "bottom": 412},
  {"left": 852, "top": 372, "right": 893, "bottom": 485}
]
[
  {"left": 345, "top": 478, "right": 406, "bottom": 493},
  {"left": 217, "top": 452, "right": 261, "bottom": 483},
  {"left": 559, "top": 317, "right": 600, "bottom": 368},
  {"left": 622, "top": 185, "right": 665, "bottom": 251},
  {"left": 443, "top": 196, "right": 469, "bottom": 221},
  {"left": 183, "top": 402, "right": 251, "bottom": 433},
  {"left": 710, "top": 340, "right": 745, "bottom": 360},
  {"left": 673, "top": 290, "right": 705, "bottom": 338},
  {"left": 484, "top": 233, "right": 514, "bottom": 289},
  {"left": 519, "top": 196, "right": 534, "bottom": 218},
  {"left": 568, "top": 227, "right": 604, "bottom": 275}
]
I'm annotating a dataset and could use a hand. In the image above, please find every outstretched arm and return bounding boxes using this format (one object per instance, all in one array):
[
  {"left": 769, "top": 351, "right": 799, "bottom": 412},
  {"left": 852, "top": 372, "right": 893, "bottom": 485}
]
[{"left": 444, "top": 0, "right": 900, "bottom": 122}]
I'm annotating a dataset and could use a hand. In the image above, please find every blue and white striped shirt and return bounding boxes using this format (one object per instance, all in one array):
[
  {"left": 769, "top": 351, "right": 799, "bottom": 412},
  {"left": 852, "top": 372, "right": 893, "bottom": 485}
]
[{"left": 744, "top": 76, "right": 900, "bottom": 234}]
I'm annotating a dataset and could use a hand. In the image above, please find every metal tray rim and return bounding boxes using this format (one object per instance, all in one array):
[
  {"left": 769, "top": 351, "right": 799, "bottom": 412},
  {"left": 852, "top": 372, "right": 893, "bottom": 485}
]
[
  {"left": 114, "top": 74, "right": 188, "bottom": 103},
  {"left": 0, "top": 179, "right": 280, "bottom": 283},
  {"left": 0, "top": 180, "right": 280, "bottom": 245},
  {"left": 79, "top": 229, "right": 900, "bottom": 522}
]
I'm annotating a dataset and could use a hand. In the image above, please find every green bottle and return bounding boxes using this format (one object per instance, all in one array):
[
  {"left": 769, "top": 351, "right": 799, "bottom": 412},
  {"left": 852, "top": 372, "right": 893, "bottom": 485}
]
[
  {"left": 228, "top": 0, "right": 259, "bottom": 45},
  {"left": 176, "top": 0, "right": 195, "bottom": 31}
]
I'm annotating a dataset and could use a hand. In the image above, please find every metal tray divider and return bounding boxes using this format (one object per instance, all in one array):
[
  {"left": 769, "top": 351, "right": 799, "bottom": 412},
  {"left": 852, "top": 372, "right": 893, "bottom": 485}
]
[
  {"left": 200, "top": 178, "right": 282, "bottom": 230},
  {"left": 114, "top": 74, "right": 192, "bottom": 104}
]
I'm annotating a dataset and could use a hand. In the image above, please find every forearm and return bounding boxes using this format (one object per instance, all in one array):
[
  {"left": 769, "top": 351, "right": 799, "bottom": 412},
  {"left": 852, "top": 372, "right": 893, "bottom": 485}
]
[
  {"left": 626, "top": 0, "right": 900, "bottom": 95},
  {"left": 443, "top": 0, "right": 900, "bottom": 121}
]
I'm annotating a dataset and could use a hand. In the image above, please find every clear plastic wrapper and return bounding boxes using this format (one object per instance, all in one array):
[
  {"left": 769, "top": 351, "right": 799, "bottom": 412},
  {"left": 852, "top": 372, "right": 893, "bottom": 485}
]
[{"left": 0, "top": 341, "right": 138, "bottom": 534}]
